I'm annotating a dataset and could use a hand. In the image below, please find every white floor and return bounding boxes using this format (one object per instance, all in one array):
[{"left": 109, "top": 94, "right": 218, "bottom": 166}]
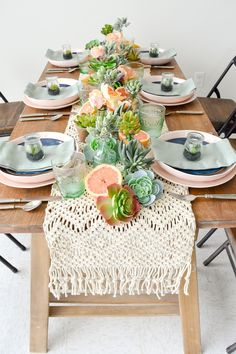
[{"left": 0, "top": 230, "right": 236, "bottom": 354}]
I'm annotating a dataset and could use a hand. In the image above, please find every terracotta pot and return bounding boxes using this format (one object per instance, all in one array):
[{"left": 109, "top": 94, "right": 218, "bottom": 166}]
[{"left": 75, "top": 125, "right": 88, "bottom": 143}]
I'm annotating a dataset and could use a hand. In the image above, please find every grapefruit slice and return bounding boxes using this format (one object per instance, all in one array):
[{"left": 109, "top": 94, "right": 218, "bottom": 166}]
[
  {"left": 118, "top": 130, "right": 150, "bottom": 147},
  {"left": 85, "top": 164, "right": 123, "bottom": 197}
]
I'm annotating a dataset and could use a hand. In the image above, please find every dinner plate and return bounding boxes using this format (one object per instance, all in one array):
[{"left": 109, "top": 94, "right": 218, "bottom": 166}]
[
  {"left": 139, "top": 48, "right": 176, "bottom": 65},
  {"left": 0, "top": 132, "right": 74, "bottom": 184},
  {"left": 141, "top": 76, "right": 195, "bottom": 104},
  {"left": 47, "top": 49, "right": 89, "bottom": 68},
  {"left": 0, "top": 172, "right": 55, "bottom": 189},
  {"left": 152, "top": 130, "right": 236, "bottom": 184},
  {"left": 24, "top": 78, "right": 80, "bottom": 108},
  {"left": 23, "top": 95, "right": 80, "bottom": 110},
  {"left": 139, "top": 91, "right": 197, "bottom": 107}
]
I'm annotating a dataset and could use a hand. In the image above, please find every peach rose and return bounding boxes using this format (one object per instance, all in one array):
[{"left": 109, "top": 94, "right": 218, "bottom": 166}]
[
  {"left": 89, "top": 89, "right": 106, "bottom": 109},
  {"left": 118, "top": 65, "right": 136, "bottom": 82},
  {"left": 106, "top": 31, "right": 123, "bottom": 44},
  {"left": 90, "top": 45, "right": 105, "bottom": 59}
]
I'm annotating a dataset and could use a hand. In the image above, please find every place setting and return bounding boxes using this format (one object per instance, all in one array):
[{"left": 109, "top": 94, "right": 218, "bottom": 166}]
[
  {"left": 139, "top": 42, "right": 177, "bottom": 66},
  {"left": 45, "top": 44, "right": 90, "bottom": 68}
]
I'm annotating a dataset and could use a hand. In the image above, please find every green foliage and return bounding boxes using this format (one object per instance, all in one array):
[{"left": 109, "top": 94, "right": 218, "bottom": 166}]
[
  {"left": 125, "top": 80, "right": 142, "bottom": 97},
  {"left": 74, "top": 114, "right": 96, "bottom": 129},
  {"left": 85, "top": 39, "right": 100, "bottom": 50},
  {"left": 113, "top": 17, "right": 130, "bottom": 32},
  {"left": 127, "top": 48, "right": 140, "bottom": 61},
  {"left": 118, "top": 111, "right": 141, "bottom": 138},
  {"left": 89, "top": 57, "right": 117, "bottom": 71},
  {"left": 118, "top": 140, "right": 154, "bottom": 176},
  {"left": 88, "top": 66, "right": 123, "bottom": 87},
  {"left": 101, "top": 24, "right": 113, "bottom": 35}
]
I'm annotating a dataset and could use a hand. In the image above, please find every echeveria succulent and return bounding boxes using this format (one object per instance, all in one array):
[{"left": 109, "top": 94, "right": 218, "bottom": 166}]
[
  {"left": 124, "top": 170, "right": 163, "bottom": 206},
  {"left": 96, "top": 184, "right": 141, "bottom": 225}
]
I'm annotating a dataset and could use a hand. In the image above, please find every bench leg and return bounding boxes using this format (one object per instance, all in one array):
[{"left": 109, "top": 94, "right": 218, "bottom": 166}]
[
  {"left": 30, "top": 233, "right": 50, "bottom": 353},
  {"left": 179, "top": 248, "right": 202, "bottom": 354}
]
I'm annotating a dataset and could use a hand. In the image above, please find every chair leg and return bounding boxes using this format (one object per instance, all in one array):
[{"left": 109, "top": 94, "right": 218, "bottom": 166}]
[
  {"left": 226, "top": 342, "right": 236, "bottom": 354},
  {"left": 226, "top": 245, "right": 236, "bottom": 277},
  {"left": 0, "top": 255, "right": 18, "bottom": 273},
  {"left": 197, "top": 228, "right": 217, "bottom": 248},
  {"left": 203, "top": 240, "right": 229, "bottom": 266},
  {"left": 4, "top": 233, "right": 27, "bottom": 251}
]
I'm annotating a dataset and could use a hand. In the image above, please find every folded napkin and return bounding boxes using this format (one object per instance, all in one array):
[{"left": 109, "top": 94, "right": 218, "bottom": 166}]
[
  {"left": 0, "top": 139, "right": 75, "bottom": 172},
  {"left": 142, "top": 78, "right": 196, "bottom": 97},
  {"left": 24, "top": 82, "right": 78, "bottom": 101},
  {"left": 152, "top": 138, "right": 236, "bottom": 170},
  {"left": 45, "top": 49, "right": 89, "bottom": 63},
  {"left": 140, "top": 48, "right": 177, "bottom": 59}
]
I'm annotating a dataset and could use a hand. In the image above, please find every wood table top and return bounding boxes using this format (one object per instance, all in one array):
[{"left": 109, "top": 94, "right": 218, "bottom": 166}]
[{"left": 0, "top": 59, "right": 235, "bottom": 233}]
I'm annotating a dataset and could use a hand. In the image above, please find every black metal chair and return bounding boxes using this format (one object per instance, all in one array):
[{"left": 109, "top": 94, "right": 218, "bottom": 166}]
[
  {"left": 198, "top": 56, "right": 236, "bottom": 133},
  {"left": 203, "top": 228, "right": 236, "bottom": 354},
  {"left": 0, "top": 92, "right": 26, "bottom": 272}
]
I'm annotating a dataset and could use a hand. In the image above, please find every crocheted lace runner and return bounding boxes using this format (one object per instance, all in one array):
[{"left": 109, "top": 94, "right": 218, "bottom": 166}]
[{"left": 43, "top": 107, "right": 196, "bottom": 299}]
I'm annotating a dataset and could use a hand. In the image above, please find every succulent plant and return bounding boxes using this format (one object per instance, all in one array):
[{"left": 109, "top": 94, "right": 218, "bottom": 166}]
[
  {"left": 118, "top": 140, "right": 154, "bottom": 176},
  {"left": 118, "top": 111, "right": 141, "bottom": 139},
  {"left": 96, "top": 183, "right": 141, "bottom": 225},
  {"left": 125, "top": 80, "right": 142, "bottom": 98},
  {"left": 74, "top": 113, "right": 96, "bottom": 129},
  {"left": 113, "top": 17, "right": 130, "bottom": 32},
  {"left": 127, "top": 48, "right": 140, "bottom": 61},
  {"left": 124, "top": 170, "right": 163, "bottom": 206},
  {"left": 104, "top": 41, "right": 117, "bottom": 56},
  {"left": 89, "top": 57, "right": 117, "bottom": 71},
  {"left": 85, "top": 39, "right": 100, "bottom": 50},
  {"left": 101, "top": 24, "right": 113, "bottom": 35},
  {"left": 89, "top": 66, "right": 123, "bottom": 87}
]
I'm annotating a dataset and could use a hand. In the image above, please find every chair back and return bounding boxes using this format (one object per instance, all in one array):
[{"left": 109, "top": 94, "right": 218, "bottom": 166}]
[
  {"left": 0, "top": 92, "right": 8, "bottom": 103},
  {"left": 207, "top": 56, "right": 236, "bottom": 98},
  {"left": 218, "top": 107, "right": 236, "bottom": 138}
]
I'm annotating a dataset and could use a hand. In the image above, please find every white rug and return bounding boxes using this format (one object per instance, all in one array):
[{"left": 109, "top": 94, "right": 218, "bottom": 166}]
[{"left": 0, "top": 229, "right": 236, "bottom": 354}]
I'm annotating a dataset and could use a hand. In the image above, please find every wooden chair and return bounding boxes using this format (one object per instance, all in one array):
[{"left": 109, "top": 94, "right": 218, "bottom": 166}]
[
  {"left": 0, "top": 92, "right": 26, "bottom": 272},
  {"left": 0, "top": 91, "right": 24, "bottom": 137},
  {"left": 203, "top": 228, "right": 236, "bottom": 354},
  {"left": 198, "top": 56, "right": 236, "bottom": 132}
]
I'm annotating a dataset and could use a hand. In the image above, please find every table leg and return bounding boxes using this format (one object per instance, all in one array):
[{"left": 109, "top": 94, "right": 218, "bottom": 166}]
[
  {"left": 178, "top": 247, "right": 202, "bottom": 354},
  {"left": 30, "top": 233, "right": 50, "bottom": 353}
]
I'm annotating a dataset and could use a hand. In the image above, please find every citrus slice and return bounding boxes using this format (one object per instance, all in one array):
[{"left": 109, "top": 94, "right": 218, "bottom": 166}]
[
  {"left": 85, "top": 164, "right": 123, "bottom": 197},
  {"left": 118, "top": 130, "right": 150, "bottom": 147}
]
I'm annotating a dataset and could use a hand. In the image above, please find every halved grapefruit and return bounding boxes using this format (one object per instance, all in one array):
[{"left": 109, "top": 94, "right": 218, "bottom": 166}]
[
  {"left": 118, "top": 130, "right": 150, "bottom": 148},
  {"left": 85, "top": 164, "right": 123, "bottom": 197}
]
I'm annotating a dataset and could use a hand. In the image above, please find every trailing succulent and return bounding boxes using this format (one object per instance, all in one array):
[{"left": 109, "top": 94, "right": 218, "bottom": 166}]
[
  {"left": 124, "top": 170, "right": 163, "bottom": 206},
  {"left": 118, "top": 140, "right": 154, "bottom": 176}
]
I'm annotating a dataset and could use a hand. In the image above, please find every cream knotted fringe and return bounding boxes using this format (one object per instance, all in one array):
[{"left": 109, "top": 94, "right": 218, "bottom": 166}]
[{"left": 43, "top": 106, "right": 196, "bottom": 299}]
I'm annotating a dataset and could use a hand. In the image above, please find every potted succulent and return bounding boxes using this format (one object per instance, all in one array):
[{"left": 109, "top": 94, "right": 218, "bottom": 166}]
[
  {"left": 24, "top": 134, "right": 45, "bottom": 161},
  {"left": 118, "top": 111, "right": 141, "bottom": 142},
  {"left": 74, "top": 113, "right": 97, "bottom": 142}
]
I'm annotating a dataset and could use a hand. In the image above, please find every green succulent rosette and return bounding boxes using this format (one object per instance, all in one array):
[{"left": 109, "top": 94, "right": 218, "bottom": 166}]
[
  {"left": 96, "top": 184, "right": 141, "bottom": 225},
  {"left": 124, "top": 170, "right": 163, "bottom": 206}
]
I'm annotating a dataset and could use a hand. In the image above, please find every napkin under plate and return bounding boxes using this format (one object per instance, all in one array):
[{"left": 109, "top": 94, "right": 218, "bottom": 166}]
[
  {"left": 152, "top": 138, "right": 236, "bottom": 170},
  {"left": 24, "top": 82, "right": 78, "bottom": 101},
  {"left": 142, "top": 78, "right": 196, "bottom": 97},
  {"left": 0, "top": 139, "right": 75, "bottom": 172}
]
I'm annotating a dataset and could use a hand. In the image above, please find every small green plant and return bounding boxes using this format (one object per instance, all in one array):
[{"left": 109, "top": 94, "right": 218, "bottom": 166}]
[
  {"left": 125, "top": 80, "right": 142, "bottom": 98},
  {"left": 89, "top": 57, "right": 117, "bottom": 71},
  {"left": 113, "top": 17, "right": 130, "bottom": 32},
  {"left": 85, "top": 39, "right": 100, "bottom": 50},
  {"left": 127, "top": 48, "right": 140, "bottom": 61},
  {"left": 118, "top": 111, "right": 141, "bottom": 139},
  {"left": 74, "top": 114, "right": 96, "bottom": 129},
  {"left": 88, "top": 66, "right": 123, "bottom": 87},
  {"left": 101, "top": 24, "right": 113, "bottom": 35}
]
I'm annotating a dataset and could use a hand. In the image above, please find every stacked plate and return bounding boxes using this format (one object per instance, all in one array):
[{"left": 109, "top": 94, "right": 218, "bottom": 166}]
[
  {"left": 0, "top": 132, "right": 74, "bottom": 188},
  {"left": 140, "top": 75, "right": 197, "bottom": 106},
  {"left": 139, "top": 48, "right": 177, "bottom": 65},
  {"left": 152, "top": 130, "right": 236, "bottom": 188},
  {"left": 45, "top": 48, "right": 89, "bottom": 68},
  {"left": 23, "top": 78, "right": 80, "bottom": 110}
]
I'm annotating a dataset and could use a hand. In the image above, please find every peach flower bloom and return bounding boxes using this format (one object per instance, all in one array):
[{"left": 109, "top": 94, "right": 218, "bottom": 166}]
[
  {"left": 106, "top": 31, "right": 123, "bottom": 44},
  {"left": 90, "top": 45, "right": 105, "bottom": 59},
  {"left": 118, "top": 65, "right": 136, "bottom": 82},
  {"left": 101, "top": 84, "right": 129, "bottom": 111},
  {"left": 89, "top": 89, "right": 106, "bottom": 109}
]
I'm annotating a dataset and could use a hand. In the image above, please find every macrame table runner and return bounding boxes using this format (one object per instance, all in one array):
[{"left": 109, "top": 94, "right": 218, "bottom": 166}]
[{"left": 43, "top": 107, "right": 196, "bottom": 299}]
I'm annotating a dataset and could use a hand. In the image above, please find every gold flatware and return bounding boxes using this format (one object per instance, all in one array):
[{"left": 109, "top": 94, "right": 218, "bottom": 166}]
[
  {"left": 46, "top": 68, "right": 78, "bottom": 74},
  {"left": 19, "top": 113, "right": 64, "bottom": 122},
  {"left": 165, "top": 111, "right": 204, "bottom": 116},
  {"left": 20, "top": 112, "right": 71, "bottom": 118},
  {"left": 0, "top": 200, "right": 42, "bottom": 211},
  {"left": 170, "top": 192, "right": 236, "bottom": 202},
  {"left": 0, "top": 196, "right": 61, "bottom": 204}
]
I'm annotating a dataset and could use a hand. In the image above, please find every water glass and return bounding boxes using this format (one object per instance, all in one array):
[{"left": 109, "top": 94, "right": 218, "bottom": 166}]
[
  {"left": 52, "top": 152, "right": 87, "bottom": 198},
  {"left": 149, "top": 42, "right": 159, "bottom": 57},
  {"left": 161, "top": 72, "right": 174, "bottom": 92},
  {"left": 24, "top": 134, "right": 45, "bottom": 161},
  {"left": 126, "top": 62, "right": 144, "bottom": 80},
  {"left": 183, "top": 132, "right": 204, "bottom": 161},
  {"left": 139, "top": 103, "right": 166, "bottom": 139},
  {"left": 46, "top": 76, "right": 60, "bottom": 95},
  {"left": 62, "top": 43, "right": 72, "bottom": 60}
]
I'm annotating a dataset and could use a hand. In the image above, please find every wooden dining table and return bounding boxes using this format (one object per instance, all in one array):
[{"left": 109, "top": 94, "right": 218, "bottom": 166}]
[{"left": 0, "top": 58, "right": 235, "bottom": 354}]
